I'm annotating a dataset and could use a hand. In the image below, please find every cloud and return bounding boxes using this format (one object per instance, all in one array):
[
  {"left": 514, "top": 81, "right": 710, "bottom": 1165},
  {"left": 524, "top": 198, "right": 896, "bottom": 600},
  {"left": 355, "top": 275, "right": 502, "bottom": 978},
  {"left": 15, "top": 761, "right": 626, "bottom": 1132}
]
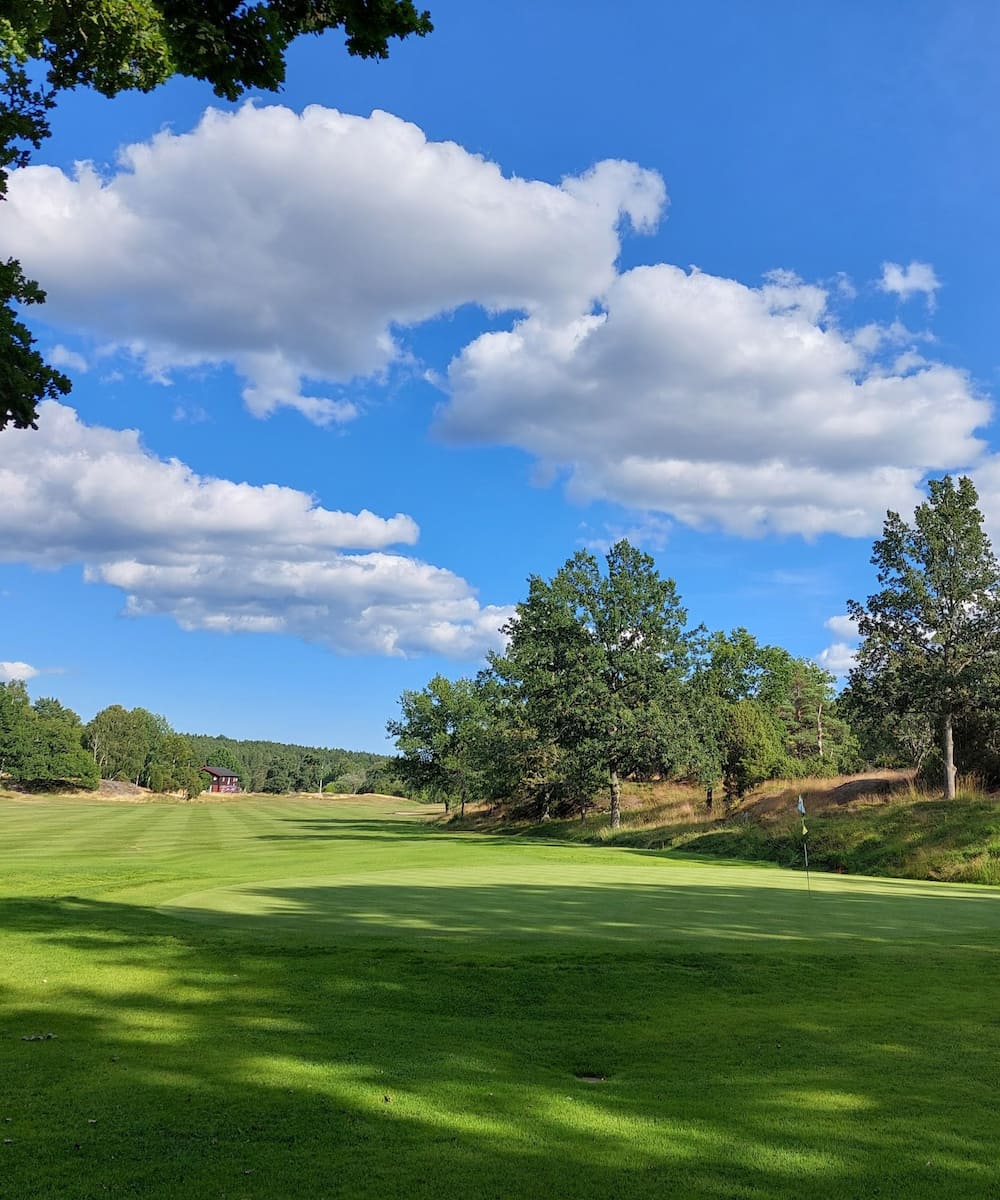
[
  {"left": 2, "top": 104, "right": 665, "bottom": 423},
  {"left": 48, "top": 344, "right": 88, "bottom": 373},
  {"left": 879, "top": 261, "right": 941, "bottom": 307},
  {"left": 8, "top": 106, "right": 987, "bottom": 541},
  {"left": 172, "top": 403, "right": 210, "bottom": 424},
  {"left": 815, "top": 613, "right": 861, "bottom": 677},
  {"left": 0, "top": 403, "right": 510, "bottom": 658},
  {"left": 825, "top": 613, "right": 860, "bottom": 641},
  {"left": 441, "top": 265, "right": 989, "bottom": 536},
  {"left": 815, "top": 642, "right": 858, "bottom": 676},
  {"left": 580, "top": 514, "right": 673, "bottom": 553},
  {"left": 0, "top": 661, "right": 39, "bottom": 682},
  {"left": 965, "top": 457, "right": 1000, "bottom": 545}
]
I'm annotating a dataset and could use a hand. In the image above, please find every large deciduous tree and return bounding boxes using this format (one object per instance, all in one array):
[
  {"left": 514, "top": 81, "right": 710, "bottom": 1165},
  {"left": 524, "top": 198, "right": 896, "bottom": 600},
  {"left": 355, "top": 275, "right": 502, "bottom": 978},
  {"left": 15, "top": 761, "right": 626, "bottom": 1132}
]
[
  {"left": 501, "top": 540, "right": 693, "bottom": 829},
  {"left": 847, "top": 475, "right": 1000, "bottom": 799},
  {"left": 0, "top": 0, "right": 432, "bottom": 429}
]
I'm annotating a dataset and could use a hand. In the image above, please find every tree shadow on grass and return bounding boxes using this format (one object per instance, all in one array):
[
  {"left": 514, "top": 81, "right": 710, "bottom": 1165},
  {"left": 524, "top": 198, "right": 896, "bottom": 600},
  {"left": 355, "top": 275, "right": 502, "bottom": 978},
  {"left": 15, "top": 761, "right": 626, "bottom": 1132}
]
[
  {"left": 255, "top": 817, "right": 523, "bottom": 846},
  {"left": 158, "top": 873, "right": 1000, "bottom": 956},
  {"left": 258, "top": 816, "right": 454, "bottom": 838},
  {"left": 2, "top": 893, "right": 1000, "bottom": 1199}
]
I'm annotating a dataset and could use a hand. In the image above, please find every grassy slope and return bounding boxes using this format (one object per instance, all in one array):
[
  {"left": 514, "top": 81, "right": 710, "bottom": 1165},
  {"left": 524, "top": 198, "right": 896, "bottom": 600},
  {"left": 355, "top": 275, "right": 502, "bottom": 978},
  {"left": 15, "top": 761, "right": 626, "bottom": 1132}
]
[
  {"left": 2, "top": 795, "right": 1000, "bottom": 1199},
  {"left": 467, "top": 774, "right": 1000, "bottom": 886}
]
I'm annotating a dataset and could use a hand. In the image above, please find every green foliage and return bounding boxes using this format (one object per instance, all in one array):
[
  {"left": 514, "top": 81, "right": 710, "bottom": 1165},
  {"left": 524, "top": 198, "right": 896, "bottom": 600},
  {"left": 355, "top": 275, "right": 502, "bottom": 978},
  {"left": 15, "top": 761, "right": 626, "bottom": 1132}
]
[
  {"left": 0, "top": 256, "right": 71, "bottom": 429},
  {"left": 84, "top": 704, "right": 162, "bottom": 783},
  {"left": 387, "top": 674, "right": 486, "bottom": 813},
  {"left": 0, "top": 681, "right": 97, "bottom": 788},
  {"left": 355, "top": 760, "right": 408, "bottom": 797},
  {"left": 720, "top": 700, "right": 783, "bottom": 802},
  {"left": 325, "top": 770, "right": 365, "bottom": 794},
  {"left": 146, "top": 731, "right": 199, "bottom": 792},
  {"left": 498, "top": 540, "right": 695, "bottom": 829},
  {"left": 4, "top": 683, "right": 388, "bottom": 795},
  {"left": 691, "top": 629, "right": 860, "bottom": 793},
  {"left": 394, "top": 543, "right": 871, "bottom": 825},
  {"left": 848, "top": 475, "right": 1000, "bottom": 797},
  {"left": 185, "top": 732, "right": 390, "bottom": 794}
]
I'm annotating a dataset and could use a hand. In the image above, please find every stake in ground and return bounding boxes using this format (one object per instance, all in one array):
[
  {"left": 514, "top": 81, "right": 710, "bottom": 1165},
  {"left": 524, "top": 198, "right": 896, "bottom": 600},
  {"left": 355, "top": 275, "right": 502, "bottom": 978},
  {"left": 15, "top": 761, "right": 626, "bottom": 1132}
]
[{"left": 3, "top": 794, "right": 999, "bottom": 1198}]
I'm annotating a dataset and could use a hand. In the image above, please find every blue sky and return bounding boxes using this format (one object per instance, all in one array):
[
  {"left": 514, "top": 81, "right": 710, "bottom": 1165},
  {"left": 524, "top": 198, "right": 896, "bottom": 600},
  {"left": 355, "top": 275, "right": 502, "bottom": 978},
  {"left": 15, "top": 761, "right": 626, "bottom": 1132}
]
[{"left": 3, "top": 1, "right": 1000, "bottom": 750}]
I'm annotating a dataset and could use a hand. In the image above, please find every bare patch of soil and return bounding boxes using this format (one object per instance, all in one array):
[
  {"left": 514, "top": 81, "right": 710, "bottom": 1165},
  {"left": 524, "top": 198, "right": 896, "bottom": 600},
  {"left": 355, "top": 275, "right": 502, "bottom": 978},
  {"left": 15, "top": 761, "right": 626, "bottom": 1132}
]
[
  {"left": 98, "top": 780, "right": 148, "bottom": 799},
  {"left": 747, "top": 770, "right": 914, "bottom": 817}
]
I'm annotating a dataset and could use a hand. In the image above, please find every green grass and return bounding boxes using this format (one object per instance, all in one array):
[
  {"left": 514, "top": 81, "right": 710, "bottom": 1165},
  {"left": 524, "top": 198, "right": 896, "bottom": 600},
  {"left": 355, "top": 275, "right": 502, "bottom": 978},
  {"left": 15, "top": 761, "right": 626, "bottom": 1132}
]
[{"left": 3, "top": 795, "right": 1000, "bottom": 1198}]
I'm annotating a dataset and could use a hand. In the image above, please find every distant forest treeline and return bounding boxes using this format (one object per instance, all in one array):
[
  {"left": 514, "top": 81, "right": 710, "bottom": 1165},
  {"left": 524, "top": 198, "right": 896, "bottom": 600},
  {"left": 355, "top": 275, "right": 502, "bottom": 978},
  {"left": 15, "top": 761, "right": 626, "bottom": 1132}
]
[
  {"left": 0, "top": 685, "right": 396, "bottom": 795},
  {"left": 184, "top": 733, "right": 398, "bottom": 795}
]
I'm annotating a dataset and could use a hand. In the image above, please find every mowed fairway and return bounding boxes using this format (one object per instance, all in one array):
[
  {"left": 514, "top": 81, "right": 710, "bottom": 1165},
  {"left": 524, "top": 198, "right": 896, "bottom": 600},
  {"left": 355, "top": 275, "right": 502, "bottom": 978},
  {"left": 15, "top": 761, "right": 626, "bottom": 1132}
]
[{"left": 2, "top": 797, "right": 1000, "bottom": 1199}]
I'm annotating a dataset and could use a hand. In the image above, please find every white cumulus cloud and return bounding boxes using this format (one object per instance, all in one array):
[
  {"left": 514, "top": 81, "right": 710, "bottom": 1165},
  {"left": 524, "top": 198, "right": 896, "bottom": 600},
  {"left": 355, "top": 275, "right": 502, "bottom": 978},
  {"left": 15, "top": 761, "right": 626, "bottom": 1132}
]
[
  {"left": 1, "top": 104, "right": 665, "bottom": 423},
  {"left": 815, "top": 642, "right": 858, "bottom": 676},
  {"left": 0, "top": 661, "right": 40, "bottom": 682},
  {"left": 825, "top": 613, "right": 860, "bottom": 641},
  {"left": 6, "top": 106, "right": 989, "bottom": 542},
  {"left": 879, "top": 261, "right": 941, "bottom": 307},
  {"left": 48, "top": 344, "right": 88, "bottom": 373},
  {"left": 441, "top": 265, "right": 989, "bottom": 536},
  {"left": 816, "top": 613, "right": 861, "bottom": 677},
  {"left": 0, "top": 403, "right": 510, "bottom": 658}
]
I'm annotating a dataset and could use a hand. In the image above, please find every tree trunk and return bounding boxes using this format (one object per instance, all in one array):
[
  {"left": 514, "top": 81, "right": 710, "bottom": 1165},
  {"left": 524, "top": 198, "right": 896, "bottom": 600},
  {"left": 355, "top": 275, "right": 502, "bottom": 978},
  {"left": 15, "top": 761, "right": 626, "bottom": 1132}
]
[
  {"left": 610, "top": 767, "right": 621, "bottom": 829},
  {"left": 816, "top": 702, "right": 824, "bottom": 759},
  {"left": 942, "top": 712, "right": 957, "bottom": 799}
]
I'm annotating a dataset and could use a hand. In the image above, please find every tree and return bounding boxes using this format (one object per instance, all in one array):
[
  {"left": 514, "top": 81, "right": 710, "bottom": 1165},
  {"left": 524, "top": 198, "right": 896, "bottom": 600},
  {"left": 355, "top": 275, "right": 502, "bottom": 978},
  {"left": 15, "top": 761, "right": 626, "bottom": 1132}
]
[
  {"left": 146, "top": 730, "right": 198, "bottom": 793},
  {"left": 0, "top": 258, "right": 71, "bottom": 429},
  {"left": 32, "top": 695, "right": 81, "bottom": 730},
  {"left": 0, "top": 0, "right": 433, "bottom": 429},
  {"left": 387, "top": 674, "right": 485, "bottom": 814},
  {"left": 838, "top": 674, "right": 936, "bottom": 771},
  {"left": 720, "top": 699, "right": 783, "bottom": 804},
  {"left": 0, "top": 679, "right": 32, "bottom": 778},
  {"left": 848, "top": 476, "right": 1000, "bottom": 799},
  {"left": 501, "top": 540, "right": 693, "bottom": 829},
  {"left": 16, "top": 712, "right": 99, "bottom": 789},
  {"left": 84, "top": 704, "right": 164, "bottom": 783},
  {"left": 263, "top": 759, "right": 294, "bottom": 794},
  {"left": 688, "top": 628, "right": 795, "bottom": 798},
  {"left": 0, "top": 683, "right": 96, "bottom": 789}
]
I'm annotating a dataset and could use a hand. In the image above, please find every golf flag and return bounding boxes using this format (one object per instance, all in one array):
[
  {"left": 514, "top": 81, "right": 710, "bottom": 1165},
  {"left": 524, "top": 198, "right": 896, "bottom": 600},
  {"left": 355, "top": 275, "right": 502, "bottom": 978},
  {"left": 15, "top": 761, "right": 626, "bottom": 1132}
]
[{"left": 797, "top": 795, "right": 811, "bottom": 894}]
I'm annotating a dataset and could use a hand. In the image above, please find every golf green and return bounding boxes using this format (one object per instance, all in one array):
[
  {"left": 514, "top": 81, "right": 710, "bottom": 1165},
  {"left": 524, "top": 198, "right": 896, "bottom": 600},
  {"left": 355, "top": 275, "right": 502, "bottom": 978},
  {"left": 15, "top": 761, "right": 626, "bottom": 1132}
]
[{"left": 161, "top": 857, "right": 1000, "bottom": 951}]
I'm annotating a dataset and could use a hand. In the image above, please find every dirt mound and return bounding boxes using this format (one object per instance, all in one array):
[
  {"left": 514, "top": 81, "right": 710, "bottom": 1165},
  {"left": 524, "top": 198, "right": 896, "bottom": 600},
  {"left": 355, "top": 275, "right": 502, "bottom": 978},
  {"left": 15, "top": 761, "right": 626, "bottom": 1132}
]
[
  {"left": 97, "top": 779, "right": 149, "bottom": 799},
  {"left": 748, "top": 770, "right": 913, "bottom": 817}
]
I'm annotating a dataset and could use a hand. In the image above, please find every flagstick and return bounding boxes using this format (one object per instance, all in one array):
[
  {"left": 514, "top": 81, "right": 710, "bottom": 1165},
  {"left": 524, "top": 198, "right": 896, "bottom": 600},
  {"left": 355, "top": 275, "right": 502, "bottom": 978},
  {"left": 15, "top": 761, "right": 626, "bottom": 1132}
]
[{"left": 797, "top": 796, "right": 811, "bottom": 896}]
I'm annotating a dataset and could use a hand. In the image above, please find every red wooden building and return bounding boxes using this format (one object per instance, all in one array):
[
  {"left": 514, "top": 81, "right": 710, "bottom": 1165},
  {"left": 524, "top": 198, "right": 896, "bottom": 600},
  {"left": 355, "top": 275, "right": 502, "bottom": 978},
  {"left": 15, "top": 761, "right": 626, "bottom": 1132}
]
[{"left": 200, "top": 765, "right": 241, "bottom": 794}]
